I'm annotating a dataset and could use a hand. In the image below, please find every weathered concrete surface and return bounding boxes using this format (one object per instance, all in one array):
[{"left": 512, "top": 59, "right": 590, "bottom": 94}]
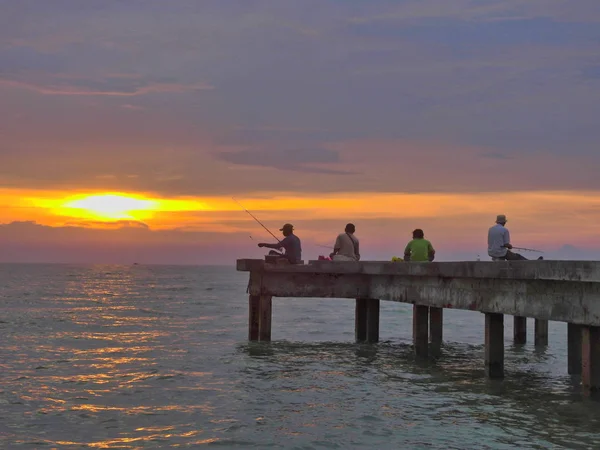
[
  {"left": 582, "top": 326, "right": 600, "bottom": 391},
  {"left": 429, "top": 307, "right": 443, "bottom": 355},
  {"left": 413, "top": 305, "right": 429, "bottom": 357},
  {"left": 248, "top": 294, "right": 272, "bottom": 341},
  {"left": 237, "top": 259, "right": 600, "bottom": 326},
  {"left": 237, "top": 259, "right": 600, "bottom": 282},
  {"left": 259, "top": 295, "right": 272, "bottom": 341},
  {"left": 485, "top": 313, "right": 504, "bottom": 378},
  {"left": 535, "top": 319, "right": 549, "bottom": 346},
  {"left": 569, "top": 323, "right": 583, "bottom": 374},
  {"left": 248, "top": 295, "right": 260, "bottom": 341},
  {"left": 366, "top": 299, "right": 380, "bottom": 343},
  {"left": 514, "top": 316, "right": 527, "bottom": 344},
  {"left": 355, "top": 299, "right": 368, "bottom": 342},
  {"left": 237, "top": 260, "right": 600, "bottom": 326}
]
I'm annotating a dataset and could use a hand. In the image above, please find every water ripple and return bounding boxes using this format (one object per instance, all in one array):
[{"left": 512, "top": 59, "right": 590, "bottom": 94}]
[{"left": 1, "top": 264, "right": 600, "bottom": 448}]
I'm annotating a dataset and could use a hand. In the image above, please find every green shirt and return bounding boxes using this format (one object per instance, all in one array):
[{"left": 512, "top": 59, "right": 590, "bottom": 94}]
[{"left": 404, "top": 238, "right": 434, "bottom": 262}]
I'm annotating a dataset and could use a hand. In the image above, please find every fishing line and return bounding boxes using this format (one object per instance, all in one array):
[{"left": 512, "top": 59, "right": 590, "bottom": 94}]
[
  {"left": 512, "top": 247, "right": 544, "bottom": 253},
  {"left": 232, "top": 197, "right": 281, "bottom": 243}
]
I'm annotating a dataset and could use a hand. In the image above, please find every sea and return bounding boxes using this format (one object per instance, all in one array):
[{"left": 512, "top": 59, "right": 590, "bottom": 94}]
[{"left": 1, "top": 263, "right": 600, "bottom": 449}]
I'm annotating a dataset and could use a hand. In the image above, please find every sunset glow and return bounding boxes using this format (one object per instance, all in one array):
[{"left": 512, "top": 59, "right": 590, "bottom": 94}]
[
  {"left": 14, "top": 191, "right": 212, "bottom": 225},
  {"left": 2, "top": 188, "right": 600, "bottom": 241},
  {"left": 62, "top": 194, "right": 159, "bottom": 221},
  {"left": 2, "top": 1, "right": 600, "bottom": 264}
]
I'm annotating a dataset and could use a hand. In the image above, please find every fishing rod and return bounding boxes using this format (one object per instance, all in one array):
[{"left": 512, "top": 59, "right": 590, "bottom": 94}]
[
  {"left": 512, "top": 246, "right": 544, "bottom": 253},
  {"left": 232, "top": 198, "right": 281, "bottom": 243}
]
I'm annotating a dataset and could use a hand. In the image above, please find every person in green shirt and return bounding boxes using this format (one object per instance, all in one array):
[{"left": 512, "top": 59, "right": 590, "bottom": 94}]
[{"left": 404, "top": 229, "right": 435, "bottom": 262}]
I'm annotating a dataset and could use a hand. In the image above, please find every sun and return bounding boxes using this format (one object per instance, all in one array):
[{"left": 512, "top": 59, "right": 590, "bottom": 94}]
[{"left": 61, "top": 193, "right": 159, "bottom": 221}]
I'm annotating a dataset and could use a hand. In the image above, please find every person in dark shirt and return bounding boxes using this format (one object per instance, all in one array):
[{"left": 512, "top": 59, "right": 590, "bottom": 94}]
[{"left": 258, "top": 223, "right": 302, "bottom": 264}]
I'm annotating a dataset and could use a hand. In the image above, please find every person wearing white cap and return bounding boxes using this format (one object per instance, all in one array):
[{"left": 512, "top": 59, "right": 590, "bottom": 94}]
[{"left": 487, "top": 214, "right": 529, "bottom": 261}]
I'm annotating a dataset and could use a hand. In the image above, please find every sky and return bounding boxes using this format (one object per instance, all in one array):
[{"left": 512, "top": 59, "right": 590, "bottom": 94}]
[{"left": 1, "top": 0, "right": 600, "bottom": 264}]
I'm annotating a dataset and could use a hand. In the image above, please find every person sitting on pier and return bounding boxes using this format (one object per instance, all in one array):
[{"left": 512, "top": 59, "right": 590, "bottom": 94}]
[
  {"left": 257, "top": 223, "right": 302, "bottom": 264},
  {"left": 330, "top": 223, "right": 360, "bottom": 261},
  {"left": 404, "top": 229, "right": 435, "bottom": 262},
  {"left": 487, "top": 214, "right": 540, "bottom": 261}
]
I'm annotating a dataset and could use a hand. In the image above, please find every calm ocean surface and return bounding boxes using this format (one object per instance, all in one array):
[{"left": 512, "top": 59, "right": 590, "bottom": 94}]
[{"left": 1, "top": 264, "right": 600, "bottom": 449}]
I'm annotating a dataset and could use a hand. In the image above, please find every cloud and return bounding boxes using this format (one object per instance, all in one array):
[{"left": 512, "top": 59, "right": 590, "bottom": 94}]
[
  {"left": 1, "top": 0, "right": 600, "bottom": 198},
  {"left": 121, "top": 104, "right": 145, "bottom": 111},
  {"left": 1, "top": 136, "right": 599, "bottom": 198},
  {"left": 63, "top": 220, "right": 150, "bottom": 229},
  {"left": 0, "top": 221, "right": 259, "bottom": 264},
  {"left": 346, "top": 0, "right": 600, "bottom": 25},
  {"left": 4, "top": 204, "right": 600, "bottom": 264},
  {"left": 217, "top": 147, "right": 357, "bottom": 175},
  {"left": 0, "top": 76, "right": 213, "bottom": 96}
]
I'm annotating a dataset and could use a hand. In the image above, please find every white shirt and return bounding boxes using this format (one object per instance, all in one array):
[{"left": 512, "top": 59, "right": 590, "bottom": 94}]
[
  {"left": 488, "top": 224, "right": 510, "bottom": 258},
  {"left": 334, "top": 233, "right": 359, "bottom": 261}
]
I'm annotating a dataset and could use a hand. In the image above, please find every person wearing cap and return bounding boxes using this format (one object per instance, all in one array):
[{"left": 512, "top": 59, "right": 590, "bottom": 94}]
[
  {"left": 257, "top": 223, "right": 302, "bottom": 264},
  {"left": 330, "top": 223, "right": 360, "bottom": 261},
  {"left": 487, "top": 214, "right": 528, "bottom": 261},
  {"left": 404, "top": 228, "right": 435, "bottom": 262}
]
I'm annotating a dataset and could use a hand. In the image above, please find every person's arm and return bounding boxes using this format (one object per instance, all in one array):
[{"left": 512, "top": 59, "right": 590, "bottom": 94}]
[
  {"left": 332, "top": 235, "right": 341, "bottom": 256},
  {"left": 260, "top": 235, "right": 290, "bottom": 250},
  {"left": 355, "top": 240, "right": 360, "bottom": 261},
  {"left": 258, "top": 242, "right": 282, "bottom": 249},
  {"left": 404, "top": 242, "right": 412, "bottom": 262},
  {"left": 428, "top": 242, "right": 435, "bottom": 262},
  {"left": 503, "top": 229, "right": 512, "bottom": 249}
]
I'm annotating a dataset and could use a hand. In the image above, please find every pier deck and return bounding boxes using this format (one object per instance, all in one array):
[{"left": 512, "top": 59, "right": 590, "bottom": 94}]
[{"left": 237, "top": 259, "right": 600, "bottom": 392}]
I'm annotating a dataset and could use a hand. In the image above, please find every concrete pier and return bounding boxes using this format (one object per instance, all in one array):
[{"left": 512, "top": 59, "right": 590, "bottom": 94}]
[
  {"left": 582, "top": 326, "right": 600, "bottom": 392},
  {"left": 568, "top": 323, "right": 583, "bottom": 375},
  {"left": 366, "top": 299, "right": 380, "bottom": 343},
  {"left": 238, "top": 259, "right": 600, "bottom": 392},
  {"left": 355, "top": 298, "right": 368, "bottom": 342},
  {"left": 259, "top": 295, "right": 272, "bottom": 341},
  {"left": 249, "top": 294, "right": 273, "bottom": 341},
  {"left": 355, "top": 298, "right": 380, "bottom": 343},
  {"left": 485, "top": 313, "right": 504, "bottom": 378},
  {"left": 248, "top": 295, "right": 260, "bottom": 341},
  {"left": 535, "top": 319, "right": 549, "bottom": 346},
  {"left": 429, "top": 307, "right": 443, "bottom": 355},
  {"left": 514, "top": 316, "right": 527, "bottom": 344},
  {"left": 413, "top": 305, "right": 429, "bottom": 357}
]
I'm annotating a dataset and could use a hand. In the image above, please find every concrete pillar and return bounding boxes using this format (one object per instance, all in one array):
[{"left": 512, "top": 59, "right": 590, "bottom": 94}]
[
  {"left": 582, "top": 326, "right": 600, "bottom": 392},
  {"left": 429, "top": 307, "right": 443, "bottom": 355},
  {"left": 534, "top": 319, "right": 549, "bottom": 346},
  {"left": 513, "top": 316, "right": 527, "bottom": 344},
  {"left": 485, "top": 313, "right": 504, "bottom": 379},
  {"left": 413, "top": 305, "right": 429, "bottom": 357},
  {"left": 248, "top": 295, "right": 260, "bottom": 341},
  {"left": 366, "top": 299, "right": 380, "bottom": 343},
  {"left": 258, "top": 295, "right": 272, "bottom": 341},
  {"left": 355, "top": 298, "right": 368, "bottom": 342},
  {"left": 568, "top": 323, "right": 582, "bottom": 375}
]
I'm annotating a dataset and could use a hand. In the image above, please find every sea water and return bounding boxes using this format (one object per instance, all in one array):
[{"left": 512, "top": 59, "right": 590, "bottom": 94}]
[{"left": 1, "top": 264, "right": 600, "bottom": 449}]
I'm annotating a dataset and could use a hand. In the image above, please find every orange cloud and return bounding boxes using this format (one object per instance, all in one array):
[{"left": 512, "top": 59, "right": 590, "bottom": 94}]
[
  {"left": 2, "top": 187, "right": 600, "bottom": 264},
  {"left": 2, "top": 188, "right": 600, "bottom": 244}
]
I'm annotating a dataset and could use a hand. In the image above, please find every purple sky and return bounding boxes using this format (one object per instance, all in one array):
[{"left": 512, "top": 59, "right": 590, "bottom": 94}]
[{"left": 1, "top": 0, "right": 600, "bottom": 264}]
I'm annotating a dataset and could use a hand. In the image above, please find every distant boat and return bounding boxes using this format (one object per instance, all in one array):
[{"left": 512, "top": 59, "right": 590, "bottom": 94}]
[{"left": 133, "top": 263, "right": 139, "bottom": 265}]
